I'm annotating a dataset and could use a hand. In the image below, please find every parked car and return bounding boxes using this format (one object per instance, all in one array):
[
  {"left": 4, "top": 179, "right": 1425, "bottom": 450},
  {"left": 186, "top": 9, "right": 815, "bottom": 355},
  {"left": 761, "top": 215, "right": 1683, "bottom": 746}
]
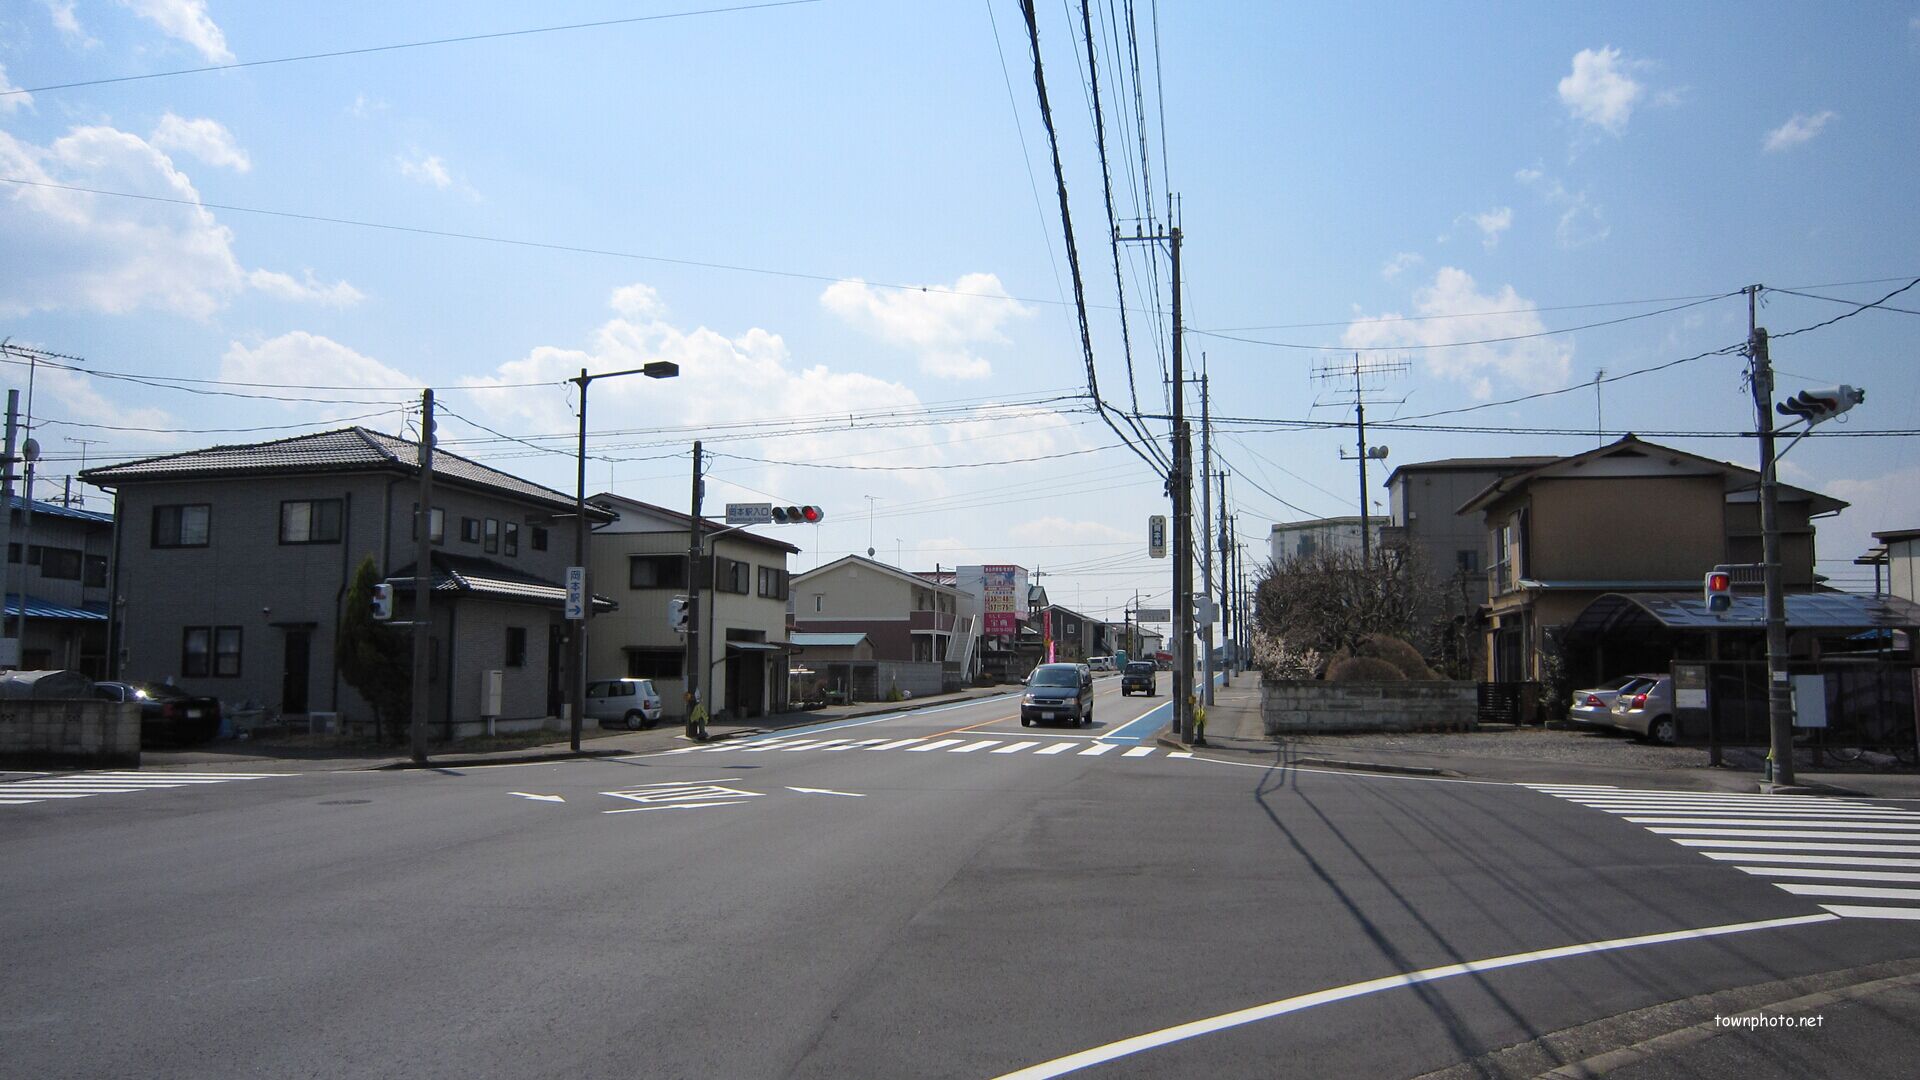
[
  {"left": 1021, "top": 663, "right": 1094, "bottom": 727},
  {"left": 1087, "top": 656, "right": 1115, "bottom": 673},
  {"left": 1568, "top": 675, "right": 1646, "bottom": 728},
  {"left": 93, "top": 681, "right": 222, "bottom": 746},
  {"left": 1610, "top": 675, "right": 1676, "bottom": 745},
  {"left": 585, "top": 678, "right": 665, "bottom": 729},
  {"left": 1121, "top": 660, "right": 1158, "bottom": 697}
]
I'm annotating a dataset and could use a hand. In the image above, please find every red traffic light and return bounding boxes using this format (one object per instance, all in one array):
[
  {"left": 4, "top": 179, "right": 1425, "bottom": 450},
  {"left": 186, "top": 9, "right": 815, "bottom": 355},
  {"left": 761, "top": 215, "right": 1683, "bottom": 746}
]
[
  {"left": 801, "top": 505, "right": 823, "bottom": 524},
  {"left": 1704, "top": 571, "right": 1732, "bottom": 613},
  {"left": 771, "top": 505, "right": 825, "bottom": 525},
  {"left": 1705, "top": 572, "right": 1730, "bottom": 592}
]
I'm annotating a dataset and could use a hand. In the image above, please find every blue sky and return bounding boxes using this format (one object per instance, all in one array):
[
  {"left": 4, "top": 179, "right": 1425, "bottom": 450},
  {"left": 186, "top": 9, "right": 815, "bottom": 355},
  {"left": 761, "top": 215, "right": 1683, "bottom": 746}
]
[{"left": 2, "top": 1, "right": 1916, "bottom": 622}]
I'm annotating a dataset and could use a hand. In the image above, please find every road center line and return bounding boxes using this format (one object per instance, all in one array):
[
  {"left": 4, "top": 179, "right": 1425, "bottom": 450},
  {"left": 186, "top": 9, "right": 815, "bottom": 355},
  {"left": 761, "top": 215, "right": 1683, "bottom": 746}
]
[{"left": 992, "top": 913, "right": 1838, "bottom": 1080}]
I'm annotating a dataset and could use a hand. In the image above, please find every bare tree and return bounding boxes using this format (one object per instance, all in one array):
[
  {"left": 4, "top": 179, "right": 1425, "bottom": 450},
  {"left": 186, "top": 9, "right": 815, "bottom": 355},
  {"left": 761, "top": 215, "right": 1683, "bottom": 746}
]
[{"left": 1253, "top": 545, "right": 1437, "bottom": 676}]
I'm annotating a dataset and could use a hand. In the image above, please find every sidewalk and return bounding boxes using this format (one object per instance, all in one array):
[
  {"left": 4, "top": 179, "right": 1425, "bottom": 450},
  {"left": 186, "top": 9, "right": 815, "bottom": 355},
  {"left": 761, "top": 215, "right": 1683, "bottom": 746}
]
[
  {"left": 115, "top": 684, "right": 1018, "bottom": 774},
  {"left": 1163, "top": 676, "right": 1920, "bottom": 798}
]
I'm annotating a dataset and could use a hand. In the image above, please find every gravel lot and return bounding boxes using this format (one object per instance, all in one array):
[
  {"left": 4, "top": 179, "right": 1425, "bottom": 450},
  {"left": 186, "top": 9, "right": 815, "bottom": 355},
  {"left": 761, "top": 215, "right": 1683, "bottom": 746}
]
[{"left": 1279, "top": 724, "right": 1716, "bottom": 771}]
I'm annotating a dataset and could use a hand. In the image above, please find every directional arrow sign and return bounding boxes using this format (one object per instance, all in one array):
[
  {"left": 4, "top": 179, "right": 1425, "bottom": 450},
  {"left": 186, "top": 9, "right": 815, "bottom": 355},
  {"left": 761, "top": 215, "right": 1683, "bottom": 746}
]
[
  {"left": 788, "top": 786, "right": 866, "bottom": 797},
  {"left": 510, "top": 792, "right": 566, "bottom": 803}
]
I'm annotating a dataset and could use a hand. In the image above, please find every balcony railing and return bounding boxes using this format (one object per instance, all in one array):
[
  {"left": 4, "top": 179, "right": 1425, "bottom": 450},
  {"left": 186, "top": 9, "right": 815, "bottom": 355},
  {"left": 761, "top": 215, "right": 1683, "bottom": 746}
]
[{"left": 910, "top": 609, "right": 957, "bottom": 633}]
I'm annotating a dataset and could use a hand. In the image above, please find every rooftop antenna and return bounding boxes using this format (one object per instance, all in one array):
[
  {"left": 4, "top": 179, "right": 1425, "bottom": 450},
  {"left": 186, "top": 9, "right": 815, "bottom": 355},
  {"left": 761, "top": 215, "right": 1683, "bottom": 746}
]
[{"left": 1312, "top": 351, "right": 1409, "bottom": 564}]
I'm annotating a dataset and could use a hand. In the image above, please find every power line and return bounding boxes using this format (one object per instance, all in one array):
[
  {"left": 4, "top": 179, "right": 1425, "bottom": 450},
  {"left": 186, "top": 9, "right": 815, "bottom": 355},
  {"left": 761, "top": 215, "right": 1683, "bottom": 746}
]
[
  {"left": 984, "top": 0, "right": 1068, "bottom": 308},
  {"left": 1766, "top": 287, "right": 1920, "bottom": 316},
  {"left": 710, "top": 442, "right": 1123, "bottom": 471},
  {"left": 1189, "top": 291, "right": 1740, "bottom": 352},
  {"left": 1769, "top": 277, "right": 1920, "bottom": 340},
  {"left": 6, "top": 1, "right": 822, "bottom": 97}
]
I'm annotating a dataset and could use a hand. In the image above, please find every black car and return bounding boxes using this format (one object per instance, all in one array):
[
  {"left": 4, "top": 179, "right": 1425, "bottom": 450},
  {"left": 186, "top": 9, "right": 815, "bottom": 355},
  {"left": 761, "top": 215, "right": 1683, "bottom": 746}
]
[
  {"left": 94, "top": 681, "right": 222, "bottom": 746},
  {"left": 1120, "top": 660, "right": 1158, "bottom": 697},
  {"left": 1021, "top": 663, "right": 1094, "bottom": 727}
]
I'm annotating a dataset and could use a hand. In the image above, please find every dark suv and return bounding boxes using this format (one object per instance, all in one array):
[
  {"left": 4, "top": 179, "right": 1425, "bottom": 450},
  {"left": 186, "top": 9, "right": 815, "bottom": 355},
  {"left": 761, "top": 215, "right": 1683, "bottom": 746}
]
[
  {"left": 1120, "top": 660, "right": 1158, "bottom": 697},
  {"left": 1021, "top": 663, "right": 1094, "bottom": 727}
]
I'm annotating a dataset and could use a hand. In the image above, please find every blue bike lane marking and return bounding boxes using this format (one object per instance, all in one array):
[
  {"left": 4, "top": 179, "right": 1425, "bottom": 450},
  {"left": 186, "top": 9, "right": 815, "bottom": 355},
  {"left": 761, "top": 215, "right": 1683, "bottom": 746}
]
[{"left": 1098, "top": 671, "right": 1227, "bottom": 744}]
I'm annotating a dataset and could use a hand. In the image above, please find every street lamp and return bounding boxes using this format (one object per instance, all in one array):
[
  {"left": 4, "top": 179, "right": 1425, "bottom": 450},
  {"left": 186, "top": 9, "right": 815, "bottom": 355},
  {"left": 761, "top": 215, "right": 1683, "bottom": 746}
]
[{"left": 570, "top": 362, "right": 678, "bottom": 751}]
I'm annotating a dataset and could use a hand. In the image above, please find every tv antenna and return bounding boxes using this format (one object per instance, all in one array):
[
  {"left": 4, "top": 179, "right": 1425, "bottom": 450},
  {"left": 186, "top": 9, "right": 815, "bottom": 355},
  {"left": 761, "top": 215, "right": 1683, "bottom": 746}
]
[{"left": 1311, "top": 352, "right": 1410, "bottom": 563}]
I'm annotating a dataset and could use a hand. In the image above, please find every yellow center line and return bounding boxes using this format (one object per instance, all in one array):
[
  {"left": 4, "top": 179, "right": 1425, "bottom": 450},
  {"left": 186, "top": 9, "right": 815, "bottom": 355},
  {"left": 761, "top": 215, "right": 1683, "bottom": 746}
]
[{"left": 931, "top": 714, "right": 1020, "bottom": 739}]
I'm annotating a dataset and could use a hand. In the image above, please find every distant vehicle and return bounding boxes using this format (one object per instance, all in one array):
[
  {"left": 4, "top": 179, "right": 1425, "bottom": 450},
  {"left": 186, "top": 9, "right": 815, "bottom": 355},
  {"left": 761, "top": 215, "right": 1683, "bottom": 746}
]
[
  {"left": 1153, "top": 652, "right": 1173, "bottom": 670},
  {"left": 1610, "top": 675, "right": 1676, "bottom": 745},
  {"left": 93, "top": 681, "right": 221, "bottom": 746},
  {"left": 1022, "top": 663, "right": 1094, "bottom": 727},
  {"left": 1087, "top": 656, "right": 1114, "bottom": 672},
  {"left": 1120, "top": 660, "right": 1158, "bottom": 697},
  {"left": 1568, "top": 675, "right": 1644, "bottom": 728},
  {"left": 585, "top": 678, "right": 664, "bottom": 729}
]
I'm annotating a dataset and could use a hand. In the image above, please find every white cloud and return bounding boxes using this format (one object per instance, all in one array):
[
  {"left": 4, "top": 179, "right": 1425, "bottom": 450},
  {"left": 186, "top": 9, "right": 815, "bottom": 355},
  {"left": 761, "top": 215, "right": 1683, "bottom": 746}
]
[
  {"left": 43, "top": 1, "right": 94, "bottom": 45},
  {"left": 1008, "top": 516, "right": 1132, "bottom": 547},
  {"left": 1558, "top": 46, "right": 1644, "bottom": 134},
  {"left": 0, "top": 124, "right": 358, "bottom": 317},
  {"left": 1342, "top": 267, "right": 1572, "bottom": 396},
  {"left": 1515, "top": 167, "right": 1609, "bottom": 249},
  {"left": 245, "top": 269, "right": 364, "bottom": 307},
  {"left": 1763, "top": 110, "right": 1837, "bottom": 152},
  {"left": 1381, "top": 251, "right": 1422, "bottom": 281},
  {"left": 150, "top": 113, "right": 251, "bottom": 172},
  {"left": 222, "top": 333, "right": 417, "bottom": 402},
  {"left": 0, "top": 63, "right": 32, "bottom": 113},
  {"left": 610, "top": 283, "right": 666, "bottom": 319},
  {"left": 30, "top": 363, "right": 181, "bottom": 448},
  {"left": 122, "top": 0, "right": 233, "bottom": 63},
  {"left": 1513, "top": 165, "right": 1544, "bottom": 184},
  {"left": 349, "top": 93, "right": 388, "bottom": 118},
  {"left": 820, "top": 272, "right": 1031, "bottom": 380},
  {"left": 398, "top": 153, "right": 452, "bottom": 189},
  {"left": 1465, "top": 206, "right": 1512, "bottom": 249}
]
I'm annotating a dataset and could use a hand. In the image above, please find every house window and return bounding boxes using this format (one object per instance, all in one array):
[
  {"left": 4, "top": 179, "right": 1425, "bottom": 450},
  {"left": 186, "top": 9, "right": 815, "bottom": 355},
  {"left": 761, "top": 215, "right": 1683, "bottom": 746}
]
[
  {"left": 629, "top": 554, "right": 687, "bottom": 589},
  {"left": 410, "top": 504, "right": 446, "bottom": 544},
  {"left": 504, "top": 522, "right": 519, "bottom": 557},
  {"left": 5, "top": 543, "right": 15, "bottom": 564},
  {"left": 1456, "top": 549, "right": 1479, "bottom": 573},
  {"left": 505, "top": 626, "right": 527, "bottom": 668},
  {"left": 280, "top": 499, "right": 343, "bottom": 544},
  {"left": 182, "top": 626, "right": 239, "bottom": 676},
  {"left": 84, "top": 555, "right": 108, "bottom": 588},
  {"left": 814, "top": 594, "right": 823, "bottom": 613},
  {"left": 757, "top": 566, "right": 788, "bottom": 600},
  {"left": 182, "top": 627, "right": 210, "bottom": 677},
  {"left": 461, "top": 517, "right": 481, "bottom": 544},
  {"left": 153, "top": 504, "right": 210, "bottom": 548},
  {"left": 716, "top": 556, "right": 750, "bottom": 595},
  {"left": 531, "top": 526, "right": 549, "bottom": 552},
  {"left": 39, "top": 547, "right": 82, "bottom": 580},
  {"left": 625, "top": 648, "right": 684, "bottom": 679},
  {"left": 484, "top": 518, "right": 500, "bottom": 554}
]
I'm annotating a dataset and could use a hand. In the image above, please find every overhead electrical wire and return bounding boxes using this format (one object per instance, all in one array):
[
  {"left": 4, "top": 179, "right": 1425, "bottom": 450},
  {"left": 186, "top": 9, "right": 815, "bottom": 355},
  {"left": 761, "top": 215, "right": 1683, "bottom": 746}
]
[
  {"left": 709, "top": 442, "right": 1123, "bottom": 471},
  {"left": 1188, "top": 291, "right": 1741, "bottom": 352}
]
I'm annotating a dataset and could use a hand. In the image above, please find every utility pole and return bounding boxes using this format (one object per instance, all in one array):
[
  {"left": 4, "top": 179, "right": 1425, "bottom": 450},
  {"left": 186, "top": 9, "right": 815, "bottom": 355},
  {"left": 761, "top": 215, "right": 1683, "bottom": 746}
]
[
  {"left": 0, "top": 390, "right": 17, "bottom": 669},
  {"left": 1354, "top": 361, "right": 1372, "bottom": 564},
  {"left": 684, "top": 440, "right": 705, "bottom": 735},
  {"left": 1218, "top": 469, "right": 1231, "bottom": 686},
  {"left": 1747, "top": 285, "right": 1796, "bottom": 787},
  {"left": 1317, "top": 353, "right": 1406, "bottom": 567},
  {"left": 410, "top": 388, "right": 434, "bottom": 764},
  {"left": 1199, "top": 366, "right": 1215, "bottom": 707}
]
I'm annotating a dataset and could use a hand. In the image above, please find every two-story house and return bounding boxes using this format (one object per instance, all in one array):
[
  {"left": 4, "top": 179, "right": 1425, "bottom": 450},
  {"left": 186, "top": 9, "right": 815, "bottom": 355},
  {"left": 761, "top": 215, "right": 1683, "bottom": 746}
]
[
  {"left": 1381, "top": 455, "right": 1556, "bottom": 607},
  {"left": 585, "top": 493, "right": 798, "bottom": 720},
  {"left": 1267, "top": 516, "right": 1383, "bottom": 566},
  {"left": 792, "top": 555, "right": 961, "bottom": 663},
  {"left": 81, "top": 427, "right": 611, "bottom": 737},
  {"left": 3, "top": 494, "right": 114, "bottom": 675},
  {"left": 1460, "top": 436, "right": 1845, "bottom": 683}
]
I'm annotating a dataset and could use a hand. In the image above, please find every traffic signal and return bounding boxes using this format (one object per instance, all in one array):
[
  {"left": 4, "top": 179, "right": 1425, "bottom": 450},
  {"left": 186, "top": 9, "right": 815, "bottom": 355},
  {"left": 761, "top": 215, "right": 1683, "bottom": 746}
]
[
  {"left": 371, "top": 583, "right": 393, "bottom": 621},
  {"left": 667, "top": 595, "right": 689, "bottom": 634},
  {"left": 1777, "top": 384, "right": 1865, "bottom": 424},
  {"left": 1704, "top": 571, "right": 1732, "bottom": 614},
  {"left": 771, "top": 505, "right": 824, "bottom": 524}
]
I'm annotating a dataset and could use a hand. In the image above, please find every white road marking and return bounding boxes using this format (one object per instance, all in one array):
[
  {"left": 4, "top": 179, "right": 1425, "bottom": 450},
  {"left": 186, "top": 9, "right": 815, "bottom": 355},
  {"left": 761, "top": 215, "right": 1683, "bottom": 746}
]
[
  {"left": 1169, "top": 751, "right": 1193, "bottom": 759},
  {"left": 786, "top": 739, "right": 848, "bottom": 751},
  {"left": 1736, "top": 866, "right": 1920, "bottom": 884},
  {"left": 950, "top": 740, "right": 1001, "bottom": 754},
  {"left": 787, "top": 786, "right": 866, "bottom": 798},
  {"left": 822, "top": 739, "right": 888, "bottom": 751},
  {"left": 867, "top": 739, "right": 928, "bottom": 752},
  {"left": 906, "top": 739, "right": 967, "bottom": 753},
  {"left": 1615, "top": 809, "right": 1920, "bottom": 819},
  {"left": 1677, "top": 839, "right": 1920, "bottom": 854},
  {"left": 1780, "top": 882, "right": 1920, "bottom": 902},
  {"left": 509, "top": 792, "right": 566, "bottom": 803},
  {"left": 1820, "top": 905, "right": 1920, "bottom": 921},
  {"left": 990, "top": 914, "right": 1838, "bottom": 1080},
  {"left": 1650, "top": 827, "right": 1920, "bottom": 842},
  {"left": 1632, "top": 817, "right": 1920, "bottom": 830},
  {"left": 1036, "top": 743, "right": 1076, "bottom": 755},
  {"left": 604, "top": 800, "right": 752, "bottom": 814},
  {"left": 1122, "top": 747, "right": 1156, "bottom": 758},
  {"left": 1078, "top": 743, "right": 1117, "bottom": 757},
  {"left": 992, "top": 741, "right": 1044, "bottom": 754},
  {"left": 743, "top": 739, "right": 825, "bottom": 753},
  {"left": 1703, "top": 852, "right": 1920, "bottom": 868}
]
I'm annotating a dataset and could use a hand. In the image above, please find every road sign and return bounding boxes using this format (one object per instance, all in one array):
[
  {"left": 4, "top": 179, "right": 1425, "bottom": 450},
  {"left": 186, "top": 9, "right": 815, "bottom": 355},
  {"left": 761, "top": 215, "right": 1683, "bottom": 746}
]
[
  {"left": 1194, "top": 596, "right": 1217, "bottom": 627},
  {"left": 1136, "top": 608, "right": 1172, "bottom": 622},
  {"left": 1148, "top": 514, "right": 1167, "bottom": 558},
  {"left": 564, "top": 566, "right": 587, "bottom": 620},
  {"left": 726, "top": 502, "right": 773, "bottom": 525}
]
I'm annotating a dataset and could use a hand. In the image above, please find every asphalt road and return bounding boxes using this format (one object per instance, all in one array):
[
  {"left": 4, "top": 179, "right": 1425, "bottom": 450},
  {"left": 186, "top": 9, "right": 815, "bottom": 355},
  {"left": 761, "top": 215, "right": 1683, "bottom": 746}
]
[{"left": 7, "top": 675, "right": 1920, "bottom": 1079}]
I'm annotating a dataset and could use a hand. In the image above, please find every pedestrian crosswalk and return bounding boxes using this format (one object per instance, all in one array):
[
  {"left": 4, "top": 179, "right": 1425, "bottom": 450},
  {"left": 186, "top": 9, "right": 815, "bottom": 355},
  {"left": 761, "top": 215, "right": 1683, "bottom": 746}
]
[
  {"left": 1527, "top": 783, "right": 1920, "bottom": 922},
  {"left": 0, "top": 771, "right": 287, "bottom": 807},
  {"left": 657, "top": 735, "right": 1167, "bottom": 762}
]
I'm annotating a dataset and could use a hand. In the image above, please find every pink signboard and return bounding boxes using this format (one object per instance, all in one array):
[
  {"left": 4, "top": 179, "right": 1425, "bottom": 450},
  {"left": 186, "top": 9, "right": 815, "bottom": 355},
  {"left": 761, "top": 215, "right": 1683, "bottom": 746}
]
[{"left": 983, "top": 565, "right": 1018, "bottom": 636}]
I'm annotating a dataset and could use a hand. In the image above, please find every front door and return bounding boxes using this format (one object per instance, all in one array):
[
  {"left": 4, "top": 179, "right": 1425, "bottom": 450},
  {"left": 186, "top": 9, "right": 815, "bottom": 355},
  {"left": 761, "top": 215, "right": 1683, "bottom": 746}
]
[
  {"left": 547, "top": 624, "right": 565, "bottom": 717},
  {"left": 282, "top": 629, "right": 311, "bottom": 714}
]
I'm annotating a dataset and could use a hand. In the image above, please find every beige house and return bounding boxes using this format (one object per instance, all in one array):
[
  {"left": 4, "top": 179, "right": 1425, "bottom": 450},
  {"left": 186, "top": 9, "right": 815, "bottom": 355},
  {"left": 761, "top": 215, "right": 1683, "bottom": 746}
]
[
  {"left": 792, "top": 555, "right": 961, "bottom": 662},
  {"left": 585, "top": 493, "right": 798, "bottom": 720},
  {"left": 1872, "top": 529, "right": 1920, "bottom": 603},
  {"left": 1461, "top": 437, "right": 1846, "bottom": 682}
]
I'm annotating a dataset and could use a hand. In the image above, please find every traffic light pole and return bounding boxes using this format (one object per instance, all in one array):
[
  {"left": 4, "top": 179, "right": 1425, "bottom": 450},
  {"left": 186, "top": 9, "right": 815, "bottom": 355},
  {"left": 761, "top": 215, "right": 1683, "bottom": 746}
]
[
  {"left": 1747, "top": 288, "right": 1796, "bottom": 788},
  {"left": 410, "top": 388, "right": 433, "bottom": 765},
  {"left": 685, "top": 440, "right": 704, "bottom": 736}
]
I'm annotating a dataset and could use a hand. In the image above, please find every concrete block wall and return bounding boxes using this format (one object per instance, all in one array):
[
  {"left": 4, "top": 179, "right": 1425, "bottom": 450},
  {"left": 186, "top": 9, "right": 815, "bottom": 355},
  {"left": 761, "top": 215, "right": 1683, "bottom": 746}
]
[
  {"left": 0, "top": 700, "right": 140, "bottom": 769},
  {"left": 1261, "top": 680, "right": 1478, "bottom": 734}
]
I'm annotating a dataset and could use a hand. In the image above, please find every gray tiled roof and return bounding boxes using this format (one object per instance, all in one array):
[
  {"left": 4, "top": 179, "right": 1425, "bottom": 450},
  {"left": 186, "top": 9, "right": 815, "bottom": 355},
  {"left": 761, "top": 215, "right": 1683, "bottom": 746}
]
[
  {"left": 7, "top": 494, "right": 115, "bottom": 524},
  {"left": 387, "top": 552, "right": 615, "bottom": 610},
  {"left": 81, "top": 427, "right": 601, "bottom": 516}
]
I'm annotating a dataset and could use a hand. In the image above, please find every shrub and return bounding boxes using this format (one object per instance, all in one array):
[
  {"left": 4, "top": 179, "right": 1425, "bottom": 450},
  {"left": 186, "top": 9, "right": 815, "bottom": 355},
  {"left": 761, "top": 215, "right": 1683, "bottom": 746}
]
[
  {"left": 1325, "top": 655, "right": 1406, "bottom": 682},
  {"left": 1351, "top": 634, "right": 1436, "bottom": 680}
]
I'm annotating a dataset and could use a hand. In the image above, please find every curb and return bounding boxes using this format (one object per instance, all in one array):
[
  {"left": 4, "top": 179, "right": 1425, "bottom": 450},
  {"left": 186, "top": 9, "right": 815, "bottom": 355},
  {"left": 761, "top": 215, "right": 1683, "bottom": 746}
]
[
  {"left": 1292, "top": 756, "right": 1448, "bottom": 777},
  {"left": 377, "top": 747, "right": 633, "bottom": 771}
]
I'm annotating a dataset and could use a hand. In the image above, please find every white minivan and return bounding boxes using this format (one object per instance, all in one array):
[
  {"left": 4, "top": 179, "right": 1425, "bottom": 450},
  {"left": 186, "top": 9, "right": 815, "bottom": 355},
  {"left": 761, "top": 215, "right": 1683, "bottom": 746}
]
[
  {"left": 1087, "top": 656, "right": 1115, "bottom": 672},
  {"left": 586, "top": 678, "right": 665, "bottom": 729}
]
